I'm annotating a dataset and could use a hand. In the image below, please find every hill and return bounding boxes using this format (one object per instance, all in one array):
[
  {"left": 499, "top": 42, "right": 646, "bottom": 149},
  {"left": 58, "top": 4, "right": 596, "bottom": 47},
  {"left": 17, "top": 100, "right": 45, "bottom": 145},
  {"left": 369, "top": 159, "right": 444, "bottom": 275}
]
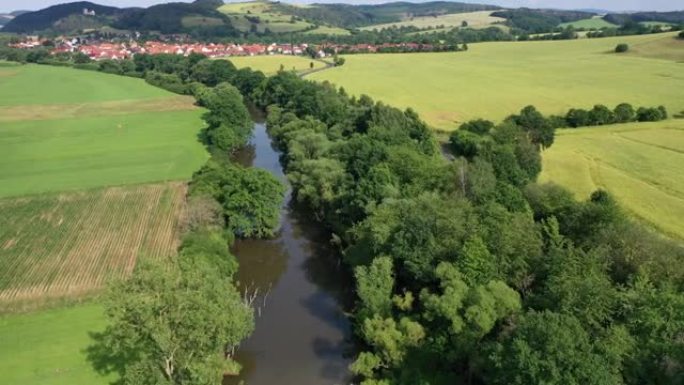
[
  {"left": 604, "top": 11, "right": 684, "bottom": 26},
  {"left": 491, "top": 8, "right": 595, "bottom": 33},
  {"left": 113, "top": 0, "right": 235, "bottom": 35},
  {"left": 2, "top": 2, "right": 123, "bottom": 33}
]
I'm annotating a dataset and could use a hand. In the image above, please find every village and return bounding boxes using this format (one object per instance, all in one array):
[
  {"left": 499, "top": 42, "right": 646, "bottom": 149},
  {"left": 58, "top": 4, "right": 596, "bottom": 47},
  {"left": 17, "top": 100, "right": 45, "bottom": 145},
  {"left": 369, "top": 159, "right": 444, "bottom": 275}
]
[{"left": 8, "top": 36, "right": 454, "bottom": 61}]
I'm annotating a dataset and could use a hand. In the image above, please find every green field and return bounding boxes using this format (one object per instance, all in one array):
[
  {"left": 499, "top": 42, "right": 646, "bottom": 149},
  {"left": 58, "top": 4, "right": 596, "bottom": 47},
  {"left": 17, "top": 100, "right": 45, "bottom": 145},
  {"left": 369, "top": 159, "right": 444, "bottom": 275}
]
[
  {"left": 559, "top": 16, "right": 617, "bottom": 29},
  {"left": 361, "top": 10, "right": 505, "bottom": 31},
  {"left": 0, "top": 65, "right": 208, "bottom": 197},
  {"left": 229, "top": 55, "right": 326, "bottom": 75},
  {"left": 219, "top": 1, "right": 314, "bottom": 33},
  {"left": 304, "top": 25, "right": 351, "bottom": 35},
  {"left": 541, "top": 120, "right": 684, "bottom": 239},
  {"left": 309, "top": 32, "right": 684, "bottom": 129},
  {"left": 0, "top": 303, "right": 110, "bottom": 385}
]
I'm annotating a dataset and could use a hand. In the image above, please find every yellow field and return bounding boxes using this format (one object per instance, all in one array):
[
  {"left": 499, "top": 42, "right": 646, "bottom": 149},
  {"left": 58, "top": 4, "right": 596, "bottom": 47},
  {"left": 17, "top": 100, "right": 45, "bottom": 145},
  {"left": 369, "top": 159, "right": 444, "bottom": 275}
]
[
  {"left": 309, "top": 32, "right": 684, "bottom": 130},
  {"left": 361, "top": 11, "right": 505, "bottom": 31},
  {"left": 0, "top": 183, "right": 186, "bottom": 312},
  {"left": 304, "top": 25, "right": 351, "bottom": 35},
  {"left": 228, "top": 55, "right": 325, "bottom": 74},
  {"left": 541, "top": 120, "right": 684, "bottom": 239}
]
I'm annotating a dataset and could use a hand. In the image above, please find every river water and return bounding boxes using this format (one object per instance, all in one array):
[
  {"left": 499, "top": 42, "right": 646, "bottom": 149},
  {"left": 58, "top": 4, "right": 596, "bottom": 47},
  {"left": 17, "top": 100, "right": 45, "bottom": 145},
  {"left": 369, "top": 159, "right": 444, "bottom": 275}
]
[{"left": 226, "top": 118, "right": 354, "bottom": 385}]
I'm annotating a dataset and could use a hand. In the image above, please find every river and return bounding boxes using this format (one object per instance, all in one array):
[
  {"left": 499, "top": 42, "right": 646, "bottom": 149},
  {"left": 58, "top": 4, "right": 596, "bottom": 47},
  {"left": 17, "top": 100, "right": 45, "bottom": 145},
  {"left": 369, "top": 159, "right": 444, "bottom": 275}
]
[{"left": 226, "top": 116, "right": 354, "bottom": 385}]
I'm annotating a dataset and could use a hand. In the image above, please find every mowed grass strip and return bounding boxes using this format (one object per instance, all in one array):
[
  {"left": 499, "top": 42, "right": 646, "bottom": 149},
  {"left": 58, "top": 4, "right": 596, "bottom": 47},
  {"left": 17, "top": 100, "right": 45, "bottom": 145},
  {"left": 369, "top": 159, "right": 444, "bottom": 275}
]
[
  {"left": 0, "top": 95, "right": 197, "bottom": 122},
  {"left": 228, "top": 55, "right": 326, "bottom": 75},
  {"left": 0, "top": 64, "right": 173, "bottom": 106},
  {"left": 541, "top": 120, "right": 684, "bottom": 239},
  {"left": 0, "top": 182, "right": 186, "bottom": 312},
  {"left": 0, "top": 109, "right": 208, "bottom": 197},
  {"left": 0, "top": 303, "right": 110, "bottom": 385},
  {"left": 309, "top": 32, "right": 684, "bottom": 129}
]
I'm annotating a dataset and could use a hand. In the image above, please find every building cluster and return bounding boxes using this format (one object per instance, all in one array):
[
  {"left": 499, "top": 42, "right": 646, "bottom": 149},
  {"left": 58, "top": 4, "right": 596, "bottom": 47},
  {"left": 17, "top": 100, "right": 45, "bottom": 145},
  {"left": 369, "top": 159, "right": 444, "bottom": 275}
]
[
  {"left": 9, "top": 37, "right": 453, "bottom": 61},
  {"left": 47, "top": 40, "right": 318, "bottom": 61}
]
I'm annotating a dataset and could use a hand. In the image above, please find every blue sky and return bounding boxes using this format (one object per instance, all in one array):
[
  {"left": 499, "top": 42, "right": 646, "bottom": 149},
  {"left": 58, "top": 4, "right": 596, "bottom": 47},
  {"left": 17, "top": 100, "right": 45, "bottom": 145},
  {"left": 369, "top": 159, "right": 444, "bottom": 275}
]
[{"left": 2, "top": 0, "right": 683, "bottom": 14}]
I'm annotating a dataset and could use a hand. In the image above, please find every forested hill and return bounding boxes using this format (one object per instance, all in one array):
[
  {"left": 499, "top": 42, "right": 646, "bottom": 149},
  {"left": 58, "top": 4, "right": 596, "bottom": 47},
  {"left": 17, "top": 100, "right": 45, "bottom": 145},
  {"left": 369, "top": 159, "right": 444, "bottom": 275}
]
[
  {"left": 2, "top": 0, "right": 499, "bottom": 34},
  {"left": 2, "top": 2, "right": 124, "bottom": 33},
  {"left": 604, "top": 11, "right": 684, "bottom": 25},
  {"left": 273, "top": 1, "right": 501, "bottom": 28}
]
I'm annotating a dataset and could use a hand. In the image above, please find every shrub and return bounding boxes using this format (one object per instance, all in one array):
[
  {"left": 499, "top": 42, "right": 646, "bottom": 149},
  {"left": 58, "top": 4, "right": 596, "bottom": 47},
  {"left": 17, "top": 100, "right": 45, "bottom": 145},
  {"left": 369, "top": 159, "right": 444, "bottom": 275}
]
[
  {"left": 679, "top": 31, "right": 684, "bottom": 39},
  {"left": 615, "top": 43, "right": 629, "bottom": 53},
  {"left": 460, "top": 119, "right": 494, "bottom": 135},
  {"left": 636, "top": 107, "right": 665, "bottom": 122},
  {"left": 449, "top": 130, "right": 482, "bottom": 158}
]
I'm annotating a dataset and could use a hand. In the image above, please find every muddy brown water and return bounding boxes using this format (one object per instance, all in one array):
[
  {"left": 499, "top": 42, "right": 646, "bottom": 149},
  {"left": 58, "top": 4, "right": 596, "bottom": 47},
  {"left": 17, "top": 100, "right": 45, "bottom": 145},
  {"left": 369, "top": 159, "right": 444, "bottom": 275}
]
[{"left": 225, "top": 117, "right": 355, "bottom": 385}]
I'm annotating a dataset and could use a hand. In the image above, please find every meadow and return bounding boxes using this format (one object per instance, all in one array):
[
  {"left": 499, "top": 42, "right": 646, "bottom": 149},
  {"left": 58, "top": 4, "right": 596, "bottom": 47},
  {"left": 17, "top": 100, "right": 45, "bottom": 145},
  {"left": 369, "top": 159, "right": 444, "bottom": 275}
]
[
  {"left": 540, "top": 120, "right": 684, "bottom": 239},
  {"left": 228, "top": 55, "right": 326, "bottom": 75},
  {"left": 219, "top": 1, "right": 314, "bottom": 33},
  {"left": 0, "top": 303, "right": 110, "bottom": 385},
  {"left": 0, "top": 65, "right": 207, "bottom": 197},
  {"left": 558, "top": 16, "right": 617, "bottom": 29},
  {"left": 361, "top": 11, "right": 505, "bottom": 31},
  {"left": 309, "top": 32, "right": 684, "bottom": 130}
]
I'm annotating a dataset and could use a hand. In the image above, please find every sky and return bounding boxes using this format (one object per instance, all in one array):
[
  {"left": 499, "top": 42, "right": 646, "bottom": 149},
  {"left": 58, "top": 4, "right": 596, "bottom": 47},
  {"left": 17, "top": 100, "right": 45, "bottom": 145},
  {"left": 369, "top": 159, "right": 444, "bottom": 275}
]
[{"left": 1, "top": 0, "right": 683, "bottom": 14}]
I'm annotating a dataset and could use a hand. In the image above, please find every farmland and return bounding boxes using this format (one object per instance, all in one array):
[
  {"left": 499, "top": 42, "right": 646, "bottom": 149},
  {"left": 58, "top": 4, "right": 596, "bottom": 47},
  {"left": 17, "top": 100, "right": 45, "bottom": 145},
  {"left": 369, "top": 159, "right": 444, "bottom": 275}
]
[
  {"left": 219, "top": 1, "right": 314, "bottom": 33},
  {"left": 0, "top": 303, "right": 110, "bottom": 385},
  {"left": 0, "top": 65, "right": 207, "bottom": 197},
  {"left": 541, "top": 120, "right": 684, "bottom": 239},
  {"left": 0, "top": 183, "right": 186, "bottom": 312},
  {"left": 309, "top": 32, "right": 684, "bottom": 130},
  {"left": 228, "top": 55, "right": 326, "bottom": 75},
  {"left": 558, "top": 16, "right": 617, "bottom": 29},
  {"left": 361, "top": 10, "right": 505, "bottom": 31}
]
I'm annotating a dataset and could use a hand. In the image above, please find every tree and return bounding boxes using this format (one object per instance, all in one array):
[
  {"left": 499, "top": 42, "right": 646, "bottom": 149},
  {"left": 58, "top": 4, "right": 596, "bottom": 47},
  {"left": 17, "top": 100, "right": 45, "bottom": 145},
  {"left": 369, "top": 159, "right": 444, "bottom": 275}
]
[
  {"left": 355, "top": 256, "right": 395, "bottom": 320},
  {"left": 512, "top": 105, "right": 555, "bottom": 149},
  {"left": 614, "top": 103, "right": 635, "bottom": 123},
  {"left": 566, "top": 108, "right": 591, "bottom": 128},
  {"left": 190, "top": 161, "right": 285, "bottom": 238},
  {"left": 615, "top": 43, "right": 629, "bottom": 53},
  {"left": 449, "top": 130, "right": 483, "bottom": 158},
  {"left": 588, "top": 104, "right": 615, "bottom": 125},
  {"left": 92, "top": 258, "right": 253, "bottom": 385},
  {"left": 486, "top": 310, "right": 626, "bottom": 385},
  {"left": 462, "top": 20, "right": 468, "bottom": 27}
]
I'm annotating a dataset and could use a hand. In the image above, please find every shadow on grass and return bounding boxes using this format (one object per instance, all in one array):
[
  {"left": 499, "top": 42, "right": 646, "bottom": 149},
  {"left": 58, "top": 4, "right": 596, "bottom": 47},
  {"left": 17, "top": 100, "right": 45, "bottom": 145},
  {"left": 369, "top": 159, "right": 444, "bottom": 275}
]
[{"left": 84, "top": 329, "right": 139, "bottom": 385}]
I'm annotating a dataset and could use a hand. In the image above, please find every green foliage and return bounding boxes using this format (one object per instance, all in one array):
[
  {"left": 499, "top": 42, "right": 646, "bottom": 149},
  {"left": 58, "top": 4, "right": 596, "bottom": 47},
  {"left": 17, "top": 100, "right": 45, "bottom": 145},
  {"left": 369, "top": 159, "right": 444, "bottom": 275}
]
[
  {"left": 190, "top": 161, "right": 285, "bottom": 238},
  {"left": 487, "top": 310, "right": 627, "bottom": 385},
  {"left": 355, "top": 256, "right": 395, "bottom": 320},
  {"left": 96, "top": 258, "right": 253, "bottom": 385},
  {"left": 196, "top": 82, "right": 252, "bottom": 153},
  {"left": 615, "top": 43, "right": 630, "bottom": 52},
  {"left": 614, "top": 102, "right": 636, "bottom": 123}
]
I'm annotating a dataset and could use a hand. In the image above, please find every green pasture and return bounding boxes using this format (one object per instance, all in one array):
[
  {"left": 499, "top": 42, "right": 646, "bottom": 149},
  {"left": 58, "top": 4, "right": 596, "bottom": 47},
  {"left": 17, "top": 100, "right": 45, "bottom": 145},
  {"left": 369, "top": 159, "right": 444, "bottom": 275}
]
[
  {"left": 361, "top": 11, "right": 505, "bottom": 31},
  {"left": 219, "top": 1, "right": 313, "bottom": 33},
  {"left": 541, "top": 120, "right": 684, "bottom": 239},
  {"left": 559, "top": 16, "right": 617, "bottom": 29},
  {"left": 0, "top": 64, "right": 171, "bottom": 106},
  {"left": 309, "top": 32, "right": 684, "bottom": 129},
  {"left": 229, "top": 55, "right": 326, "bottom": 75},
  {"left": 304, "top": 25, "right": 351, "bottom": 35},
  {"left": 0, "top": 109, "right": 207, "bottom": 197},
  {"left": 0, "top": 303, "right": 111, "bottom": 385}
]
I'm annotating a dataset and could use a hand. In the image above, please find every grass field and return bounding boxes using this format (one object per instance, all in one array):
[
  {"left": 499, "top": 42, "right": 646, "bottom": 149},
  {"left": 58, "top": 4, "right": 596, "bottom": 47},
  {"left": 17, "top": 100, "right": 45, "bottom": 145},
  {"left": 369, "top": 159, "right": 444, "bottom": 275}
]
[
  {"left": 0, "top": 183, "right": 186, "bottom": 312},
  {"left": 228, "top": 55, "right": 326, "bottom": 75},
  {"left": 361, "top": 11, "right": 505, "bottom": 31},
  {"left": 309, "top": 32, "right": 684, "bottom": 130},
  {"left": 0, "top": 303, "right": 110, "bottom": 385},
  {"left": 0, "top": 65, "right": 207, "bottom": 197},
  {"left": 304, "top": 25, "right": 351, "bottom": 35},
  {"left": 219, "top": 1, "right": 313, "bottom": 33},
  {"left": 541, "top": 120, "right": 684, "bottom": 239},
  {"left": 559, "top": 16, "right": 617, "bottom": 29}
]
